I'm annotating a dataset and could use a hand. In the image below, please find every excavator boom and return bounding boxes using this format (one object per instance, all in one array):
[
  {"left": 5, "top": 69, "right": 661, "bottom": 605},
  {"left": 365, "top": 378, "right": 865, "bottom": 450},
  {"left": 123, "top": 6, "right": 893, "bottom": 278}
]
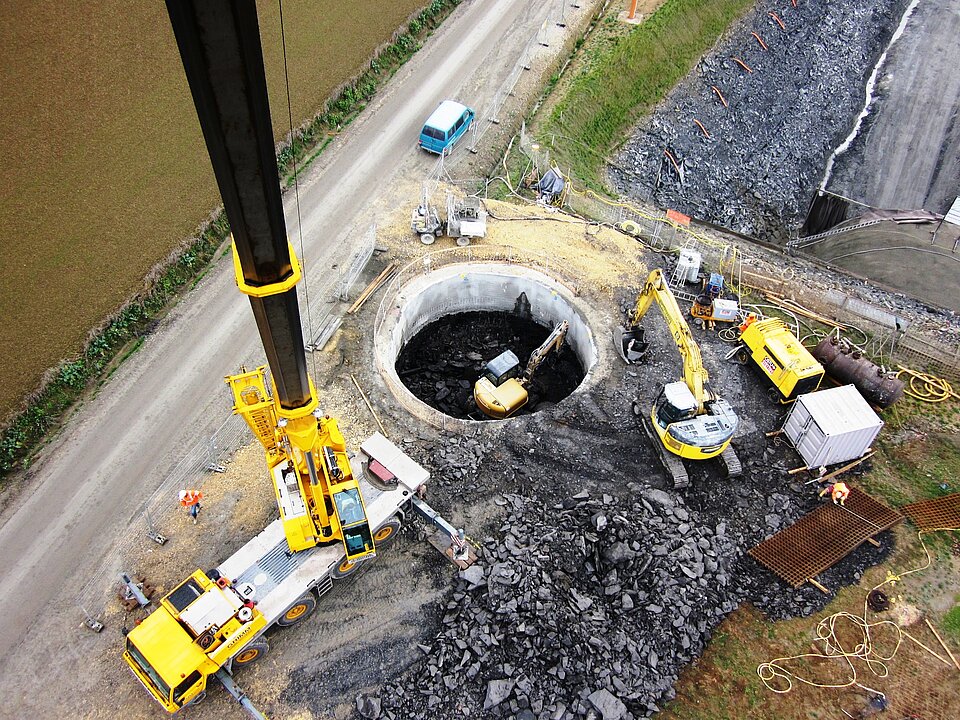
[
  {"left": 630, "top": 270, "right": 709, "bottom": 407},
  {"left": 627, "top": 269, "right": 740, "bottom": 486}
]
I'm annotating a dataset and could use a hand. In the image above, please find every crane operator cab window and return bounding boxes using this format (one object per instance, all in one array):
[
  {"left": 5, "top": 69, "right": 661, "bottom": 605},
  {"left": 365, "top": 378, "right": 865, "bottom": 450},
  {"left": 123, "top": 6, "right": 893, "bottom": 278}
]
[
  {"left": 654, "top": 382, "right": 699, "bottom": 428},
  {"left": 333, "top": 487, "right": 374, "bottom": 559}
]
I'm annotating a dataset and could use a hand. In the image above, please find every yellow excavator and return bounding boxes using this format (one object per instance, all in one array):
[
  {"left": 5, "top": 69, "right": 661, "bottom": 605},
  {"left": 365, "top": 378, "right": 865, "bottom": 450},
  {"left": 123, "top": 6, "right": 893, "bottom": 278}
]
[
  {"left": 624, "top": 269, "right": 741, "bottom": 488},
  {"left": 474, "top": 320, "right": 569, "bottom": 419}
]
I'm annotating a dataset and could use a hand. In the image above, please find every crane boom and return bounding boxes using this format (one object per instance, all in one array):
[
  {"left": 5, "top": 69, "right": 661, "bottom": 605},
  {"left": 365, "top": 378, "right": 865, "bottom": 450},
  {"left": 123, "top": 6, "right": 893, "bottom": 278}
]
[{"left": 167, "top": 0, "right": 373, "bottom": 558}]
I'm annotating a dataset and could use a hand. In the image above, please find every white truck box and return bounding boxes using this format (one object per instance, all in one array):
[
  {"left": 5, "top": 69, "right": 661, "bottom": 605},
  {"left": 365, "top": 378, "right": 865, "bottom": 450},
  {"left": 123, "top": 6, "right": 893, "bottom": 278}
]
[{"left": 783, "top": 384, "right": 882, "bottom": 468}]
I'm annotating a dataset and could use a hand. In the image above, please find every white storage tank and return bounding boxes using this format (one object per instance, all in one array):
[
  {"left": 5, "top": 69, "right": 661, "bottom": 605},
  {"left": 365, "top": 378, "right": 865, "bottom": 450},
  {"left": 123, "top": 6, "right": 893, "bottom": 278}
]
[{"left": 782, "top": 385, "right": 883, "bottom": 468}]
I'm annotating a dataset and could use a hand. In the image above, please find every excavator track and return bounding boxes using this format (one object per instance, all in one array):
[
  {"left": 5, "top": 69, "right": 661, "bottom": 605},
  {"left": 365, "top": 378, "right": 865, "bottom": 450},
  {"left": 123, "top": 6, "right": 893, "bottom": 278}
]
[
  {"left": 719, "top": 445, "right": 742, "bottom": 478},
  {"left": 638, "top": 412, "right": 689, "bottom": 489}
]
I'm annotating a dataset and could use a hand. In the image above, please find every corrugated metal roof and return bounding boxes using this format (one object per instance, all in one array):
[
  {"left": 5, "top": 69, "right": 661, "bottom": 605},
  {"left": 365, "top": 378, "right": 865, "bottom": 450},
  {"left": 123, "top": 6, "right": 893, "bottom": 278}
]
[
  {"left": 945, "top": 196, "right": 960, "bottom": 227},
  {"left": 795, "top": 385, "right": 882, "bottom": 436}
]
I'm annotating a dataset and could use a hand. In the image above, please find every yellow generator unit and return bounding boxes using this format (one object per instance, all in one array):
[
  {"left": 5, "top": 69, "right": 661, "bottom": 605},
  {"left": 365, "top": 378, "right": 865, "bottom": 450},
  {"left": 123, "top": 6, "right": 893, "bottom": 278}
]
[{"left": 739, "top": 317, "right": 824, "bottom": 400}]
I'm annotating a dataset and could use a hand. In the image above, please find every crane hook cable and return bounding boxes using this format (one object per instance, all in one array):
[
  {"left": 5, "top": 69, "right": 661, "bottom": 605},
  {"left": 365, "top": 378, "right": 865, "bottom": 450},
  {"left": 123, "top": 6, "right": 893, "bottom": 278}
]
[
  {"left": 757, "top": 528, "right": 960, "bottom": 695},
  {"left": 277, "top": 0, "right": 317, "bottom": 380}
]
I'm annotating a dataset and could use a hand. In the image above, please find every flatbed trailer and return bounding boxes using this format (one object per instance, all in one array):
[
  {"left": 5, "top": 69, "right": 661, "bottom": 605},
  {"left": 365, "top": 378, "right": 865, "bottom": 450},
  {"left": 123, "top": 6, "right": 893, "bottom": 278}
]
[{"left": 124, "top": 433, "right": 452, "bottom": 715}]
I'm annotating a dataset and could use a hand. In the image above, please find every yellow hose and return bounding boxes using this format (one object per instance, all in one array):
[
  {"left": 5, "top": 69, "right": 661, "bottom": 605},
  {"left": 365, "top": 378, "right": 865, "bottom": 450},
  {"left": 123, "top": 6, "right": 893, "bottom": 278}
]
[
  {"left": 896, "top": 366, "right": 957, "bottom": 403},
  {"left": 757, "top": 529, "right": 958, "bottom": 695}
]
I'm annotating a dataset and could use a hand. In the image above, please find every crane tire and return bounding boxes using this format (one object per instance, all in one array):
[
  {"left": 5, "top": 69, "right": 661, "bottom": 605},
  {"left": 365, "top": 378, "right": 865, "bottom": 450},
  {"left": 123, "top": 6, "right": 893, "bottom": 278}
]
[
  {"left": 373, "top": 517, "right": 402, "bottom": 547},
  {"left": 234, "top": 640, "right": 269, "bottom": 666},
  {"left": 277, "top": 593, "right": 317, "bottom": 628},
  {"left": 330, "top": 556, "right": 366, "bottom": 580}
]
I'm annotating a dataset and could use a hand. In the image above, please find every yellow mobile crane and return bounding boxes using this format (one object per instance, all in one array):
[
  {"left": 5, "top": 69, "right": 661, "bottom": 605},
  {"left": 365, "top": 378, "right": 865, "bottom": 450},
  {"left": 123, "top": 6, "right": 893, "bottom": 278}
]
[
  {"left": 625, "top": 269, "right": 741, "bottom": 488},
  {"left": 474, "top": 320, "right": 569, "bottom": 418},
  {"left": 123, "top": 3, "right": 470, "bottom": 715}
]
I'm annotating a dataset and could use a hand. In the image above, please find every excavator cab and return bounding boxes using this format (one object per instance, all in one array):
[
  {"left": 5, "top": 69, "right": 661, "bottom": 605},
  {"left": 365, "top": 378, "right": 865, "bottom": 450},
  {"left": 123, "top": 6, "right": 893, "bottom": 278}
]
[
  {"left": 653, "top": 382, "right": 699, "bottom": 426},
  {"left": 474, "top": 350, "right": 528, "bottom": 419},
  {"left": 651, "top": 381, "right": 738, "bottom": 460}
]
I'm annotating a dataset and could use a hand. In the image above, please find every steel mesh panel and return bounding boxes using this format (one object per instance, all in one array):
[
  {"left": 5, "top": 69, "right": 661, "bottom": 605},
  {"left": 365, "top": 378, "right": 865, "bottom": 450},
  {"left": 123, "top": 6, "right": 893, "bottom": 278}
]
[
  {"left": 749, "top": 489, "right": 902, "bottom": 587},
  {"left": 900, "top": 492, "right": 960, "bottom": 531}
]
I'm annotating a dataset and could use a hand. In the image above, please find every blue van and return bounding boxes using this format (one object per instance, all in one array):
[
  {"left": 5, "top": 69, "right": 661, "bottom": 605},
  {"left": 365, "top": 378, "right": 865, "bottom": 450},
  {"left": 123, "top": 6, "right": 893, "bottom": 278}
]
[{"left": 418, "top": 100, "right": 475, "bottom": 155}]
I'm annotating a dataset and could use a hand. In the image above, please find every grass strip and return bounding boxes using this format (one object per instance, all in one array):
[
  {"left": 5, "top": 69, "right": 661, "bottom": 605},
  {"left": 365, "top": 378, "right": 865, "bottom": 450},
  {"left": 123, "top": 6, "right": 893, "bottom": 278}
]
[
  {"left": 542, "top": 0, "right": 754, "bottom": 190},
  {"left": 0, "top": 0, "right": 462, "bottom": 483},
  {"left": 276, "top": 0, "right": 460, "bottom": 186}
]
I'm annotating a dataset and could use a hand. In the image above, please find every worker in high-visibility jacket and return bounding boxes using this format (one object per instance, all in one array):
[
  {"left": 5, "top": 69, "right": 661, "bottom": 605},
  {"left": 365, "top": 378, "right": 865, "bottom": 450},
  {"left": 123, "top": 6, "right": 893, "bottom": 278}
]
[
  {"left": 819, "top": 481, "right": 850, "bottom": 506},
  {"left": 178, "top": 489, "right": 203, "bottom": 523}
]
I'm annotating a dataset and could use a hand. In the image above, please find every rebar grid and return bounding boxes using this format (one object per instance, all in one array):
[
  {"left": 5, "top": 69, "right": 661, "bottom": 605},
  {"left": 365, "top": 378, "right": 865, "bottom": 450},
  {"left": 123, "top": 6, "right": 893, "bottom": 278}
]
[
  {"left": 900, "top": 492, "right": 960, "bottom": 532},
  {"left": 749, "top": 489, "right": 902, "bottom": 588}
]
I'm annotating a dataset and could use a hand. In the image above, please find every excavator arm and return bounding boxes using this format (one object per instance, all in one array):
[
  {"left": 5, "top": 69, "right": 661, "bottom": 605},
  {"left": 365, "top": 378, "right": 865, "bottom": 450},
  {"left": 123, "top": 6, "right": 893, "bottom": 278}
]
[
  {"left": 629, "top": 269, "right": 711, "bottom": 407},
  {"left": 627, "top": 269, "right": 739, "bottom": 469},
  {"left": 522, "top": 321, "right": 569, "bottom": 381}
]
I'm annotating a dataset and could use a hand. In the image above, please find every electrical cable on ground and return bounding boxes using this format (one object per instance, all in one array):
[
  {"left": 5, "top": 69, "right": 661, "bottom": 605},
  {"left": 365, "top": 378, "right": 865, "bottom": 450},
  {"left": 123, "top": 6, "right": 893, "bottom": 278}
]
[{"left": 757, "top": 529, "right": 960, "bottom": 696}]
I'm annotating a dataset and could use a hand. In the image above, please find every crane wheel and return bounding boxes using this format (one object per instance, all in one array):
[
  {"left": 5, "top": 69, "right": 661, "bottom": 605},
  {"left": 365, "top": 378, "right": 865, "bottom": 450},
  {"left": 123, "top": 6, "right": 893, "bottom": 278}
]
[
  {"left": 420, "top": 233, "right": 435, "bottom": 245},
  {"left": 234, "top": 640, "right": 269, "bottom": 666},
  {"left": 373, "top": 516, "right": 402, "bottom": 547},
  {"left": 277, "top": 593, "right": 317, "bottom": 627},
  {"left": 331, "top": 556, "right": 366, "bottom": 580}
]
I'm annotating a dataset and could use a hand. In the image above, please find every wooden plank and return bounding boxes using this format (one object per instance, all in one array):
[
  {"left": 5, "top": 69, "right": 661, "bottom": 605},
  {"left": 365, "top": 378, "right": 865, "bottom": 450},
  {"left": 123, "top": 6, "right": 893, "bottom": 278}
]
[{"left": 347, "top": 262, "right": 397, "bottom": 314}]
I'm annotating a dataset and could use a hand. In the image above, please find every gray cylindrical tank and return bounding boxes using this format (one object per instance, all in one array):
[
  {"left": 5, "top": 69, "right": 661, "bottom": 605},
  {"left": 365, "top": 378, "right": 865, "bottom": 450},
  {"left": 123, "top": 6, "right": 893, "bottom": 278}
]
[{"left": 812, "top": 337, "right": 905, "bottom": 408}]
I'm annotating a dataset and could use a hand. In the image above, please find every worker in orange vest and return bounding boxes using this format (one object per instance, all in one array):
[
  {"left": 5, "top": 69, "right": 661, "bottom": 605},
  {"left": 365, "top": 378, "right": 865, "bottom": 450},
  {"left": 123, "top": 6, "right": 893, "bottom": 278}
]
[
  {"left": 179, "top": 489, "right": 204, "bottom": 523},
  {"left": 819, "top": 481, "right": 850, "bottom": 506}
]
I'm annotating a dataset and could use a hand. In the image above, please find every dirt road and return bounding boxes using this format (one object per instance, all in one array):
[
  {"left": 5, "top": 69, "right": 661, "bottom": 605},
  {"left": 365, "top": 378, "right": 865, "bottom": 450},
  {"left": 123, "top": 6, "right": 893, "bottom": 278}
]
[{"left": 0, "top": 0, "right": 597, "bottom": 715}]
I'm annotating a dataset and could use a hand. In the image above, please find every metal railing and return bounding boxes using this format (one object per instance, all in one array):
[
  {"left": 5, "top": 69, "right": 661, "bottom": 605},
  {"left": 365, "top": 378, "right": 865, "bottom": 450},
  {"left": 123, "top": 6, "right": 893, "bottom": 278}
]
[{"left": 75, "top": 411, "right": 249, "bottom": 629}]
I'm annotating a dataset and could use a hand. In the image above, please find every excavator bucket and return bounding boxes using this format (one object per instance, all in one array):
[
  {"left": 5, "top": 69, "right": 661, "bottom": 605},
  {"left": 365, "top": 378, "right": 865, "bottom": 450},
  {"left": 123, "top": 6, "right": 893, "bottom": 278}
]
[{"left": 616, "top": 326, "right": 648, "bottom": 364}]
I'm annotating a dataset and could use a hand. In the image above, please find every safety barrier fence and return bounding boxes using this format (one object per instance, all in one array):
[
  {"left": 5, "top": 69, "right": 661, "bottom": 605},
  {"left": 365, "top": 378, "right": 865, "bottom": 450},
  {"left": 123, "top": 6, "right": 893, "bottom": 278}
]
[
  {"left": 306, "top": 224, "right": 376, "bottom": 351},
  {"left": 76, "top": 411, "right": 249, "bottom": 628},
  {"left": 516, "top": 125, "right": 960, "bottom": 380},
  {"left": 468, "top": 0, "right": 590, "bottom": 154}
]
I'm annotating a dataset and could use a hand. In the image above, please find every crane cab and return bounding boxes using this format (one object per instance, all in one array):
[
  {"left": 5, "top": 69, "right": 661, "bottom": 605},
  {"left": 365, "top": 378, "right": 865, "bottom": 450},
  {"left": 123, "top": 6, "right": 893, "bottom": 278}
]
[
  {"left": 123, "top": 570, "right": 267, "bottom": 712},
  {"left": 651, "top": 382, "right": 738, "bottom": 460},
  {"left": 473, "top": 350, "right": 528, "bottom": 419}
]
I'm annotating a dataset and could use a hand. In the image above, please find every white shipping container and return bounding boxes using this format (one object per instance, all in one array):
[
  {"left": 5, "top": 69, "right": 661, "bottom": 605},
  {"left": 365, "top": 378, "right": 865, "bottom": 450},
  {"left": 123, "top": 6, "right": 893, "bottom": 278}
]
[{"left": 783, "top": 385, "right": 883, "bottom": 468}]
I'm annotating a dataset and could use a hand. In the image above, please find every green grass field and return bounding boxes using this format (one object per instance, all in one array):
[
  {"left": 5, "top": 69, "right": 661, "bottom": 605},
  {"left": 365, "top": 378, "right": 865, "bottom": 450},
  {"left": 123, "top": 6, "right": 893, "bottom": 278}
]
[
  {"left": 0, "top": 0, "right": 426, "bottom": 421},
  {"left": 541, "top": 0, "right": 754, "bottom": 189}
]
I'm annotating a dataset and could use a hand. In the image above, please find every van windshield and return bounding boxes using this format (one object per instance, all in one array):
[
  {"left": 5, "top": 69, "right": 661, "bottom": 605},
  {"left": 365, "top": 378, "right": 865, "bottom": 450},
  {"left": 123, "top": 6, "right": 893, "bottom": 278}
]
[{"left": 422, "top": 126, "right": 445, "bottom": 140}]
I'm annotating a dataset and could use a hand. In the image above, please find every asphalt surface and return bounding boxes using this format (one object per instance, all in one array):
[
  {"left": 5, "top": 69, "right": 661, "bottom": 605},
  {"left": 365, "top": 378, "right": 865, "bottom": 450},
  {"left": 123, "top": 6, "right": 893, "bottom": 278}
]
[{"left": 0, "top": 0, "right": 566, "bottom": 676}]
